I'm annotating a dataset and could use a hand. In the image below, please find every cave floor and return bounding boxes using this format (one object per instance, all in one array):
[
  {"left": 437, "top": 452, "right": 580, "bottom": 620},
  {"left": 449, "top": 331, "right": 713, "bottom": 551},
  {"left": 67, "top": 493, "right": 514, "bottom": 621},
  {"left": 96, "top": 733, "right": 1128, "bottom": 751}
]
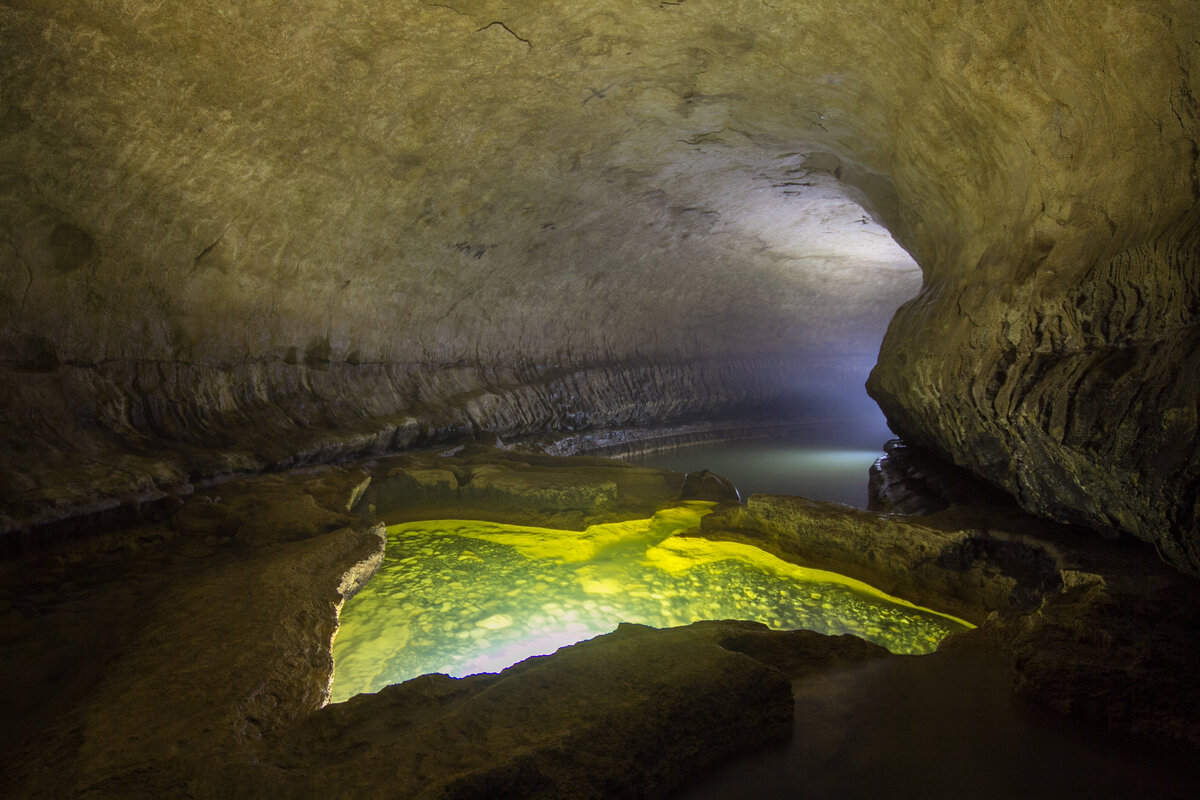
[{"left": 2, "top": 447, "right": 1199, "bottom": 798}]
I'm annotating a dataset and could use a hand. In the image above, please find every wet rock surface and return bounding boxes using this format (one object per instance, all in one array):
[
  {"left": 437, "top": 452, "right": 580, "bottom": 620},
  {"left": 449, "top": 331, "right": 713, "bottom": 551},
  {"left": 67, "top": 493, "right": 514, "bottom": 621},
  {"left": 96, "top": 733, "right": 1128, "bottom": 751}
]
[
  {"left": 270, "top": 621, "right": 799, "bottom": 800},
  {"left": 2, "top": 451, "right": 1198, "bottom": 799},
  {"left": 0, "top": 465, "right": 385, "bottom": 797},
  {"left": 702, "top": 475, "right": 1200, "bottom": 751},
  {"left": 365, "top": 445, "right": 688, "bottom": 529},
  {"left": 0, "top": 454, "right": 874, "bottom": 799},
  {"left": 861, "top": 444, "right": 1200, "bottom": 747}
]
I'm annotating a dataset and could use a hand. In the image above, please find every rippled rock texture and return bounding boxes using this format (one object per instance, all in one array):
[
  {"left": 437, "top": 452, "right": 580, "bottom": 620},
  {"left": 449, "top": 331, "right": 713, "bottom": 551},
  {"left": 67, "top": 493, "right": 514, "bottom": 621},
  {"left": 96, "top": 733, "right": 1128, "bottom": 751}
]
[
  {"left": 870, "top": 215, "right": 1200, "bottom": 574},
  {"left": 3, "top": 1, "right": 1199, "bottom": 569},
  {"left": 858, "top": 8, "right": 1200, "bottom": 573}
]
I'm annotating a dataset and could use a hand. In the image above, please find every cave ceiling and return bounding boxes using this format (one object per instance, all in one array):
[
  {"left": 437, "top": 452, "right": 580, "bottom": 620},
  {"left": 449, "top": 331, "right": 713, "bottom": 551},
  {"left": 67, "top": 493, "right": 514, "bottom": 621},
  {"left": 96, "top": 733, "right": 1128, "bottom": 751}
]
[
  {"left": 2, "top": 1, "right": 1199, "bottom": 574},
  {"left": 2, "top": 0, "right": 933, "bottom": 367}
]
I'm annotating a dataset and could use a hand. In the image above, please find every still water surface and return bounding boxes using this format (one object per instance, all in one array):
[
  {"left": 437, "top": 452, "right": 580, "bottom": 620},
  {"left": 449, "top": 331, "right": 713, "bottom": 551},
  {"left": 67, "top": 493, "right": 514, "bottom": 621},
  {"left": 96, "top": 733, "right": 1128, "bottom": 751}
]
[
  {"left": 619, "top": 417, "right": 893, "bottom": 507},
  {"left": 330, "top": 504, "right": 970, "bottom": 701},
  {"left": 641, "top": 419, "right": 1197, "bottom": 800}
]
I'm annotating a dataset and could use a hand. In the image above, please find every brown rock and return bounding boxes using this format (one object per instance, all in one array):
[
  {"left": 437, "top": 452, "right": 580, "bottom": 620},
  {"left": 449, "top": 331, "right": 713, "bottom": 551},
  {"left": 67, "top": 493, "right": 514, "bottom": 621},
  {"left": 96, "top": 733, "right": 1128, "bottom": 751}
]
[{"left": 271, "top": 622, "right": 797, "bottom": 800}]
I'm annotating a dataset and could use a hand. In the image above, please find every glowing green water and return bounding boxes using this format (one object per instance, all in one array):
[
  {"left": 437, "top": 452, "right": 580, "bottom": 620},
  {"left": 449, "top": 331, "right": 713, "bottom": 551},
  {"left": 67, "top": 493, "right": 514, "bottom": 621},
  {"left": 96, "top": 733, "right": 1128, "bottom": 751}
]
[{"left": 330, "top": 504, "right": 972, "bottom": 702}]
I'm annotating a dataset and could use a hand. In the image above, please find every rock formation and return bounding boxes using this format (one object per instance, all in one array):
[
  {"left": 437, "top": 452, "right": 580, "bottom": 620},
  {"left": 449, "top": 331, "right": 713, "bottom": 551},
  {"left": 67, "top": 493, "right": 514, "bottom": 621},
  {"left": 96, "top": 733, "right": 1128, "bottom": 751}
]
[
  {"left": 1, "top": 5, "right": 1197, "bottom": 557},
  {"left": 5, "top": 452, "right": 1196, "bottom": 798}
]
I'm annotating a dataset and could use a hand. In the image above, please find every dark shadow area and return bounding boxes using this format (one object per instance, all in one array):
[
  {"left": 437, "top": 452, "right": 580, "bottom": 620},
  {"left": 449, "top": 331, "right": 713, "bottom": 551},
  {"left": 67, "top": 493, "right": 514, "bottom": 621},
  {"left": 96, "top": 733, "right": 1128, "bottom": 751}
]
[{"left": 675, "top": 636, "right": 1198, "bottom": 800}]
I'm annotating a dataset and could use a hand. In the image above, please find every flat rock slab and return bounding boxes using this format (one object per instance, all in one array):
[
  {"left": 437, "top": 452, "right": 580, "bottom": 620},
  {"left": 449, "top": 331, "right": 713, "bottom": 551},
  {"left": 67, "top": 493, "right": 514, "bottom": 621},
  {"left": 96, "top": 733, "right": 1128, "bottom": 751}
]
[
  {"left": 367, "top": 446, "right": 686, "bottom": 529},
  {"left": 265, "top": 621, "right": 825, "bottom": 800}
]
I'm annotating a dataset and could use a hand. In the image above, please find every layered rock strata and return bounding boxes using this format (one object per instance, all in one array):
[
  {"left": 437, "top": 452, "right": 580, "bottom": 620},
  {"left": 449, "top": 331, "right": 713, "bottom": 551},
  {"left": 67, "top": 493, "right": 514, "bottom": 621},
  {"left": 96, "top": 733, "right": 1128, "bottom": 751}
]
[
  {"left": 0, "top": 355, "right": 813, "bottom": 536},
  {"left": 869, "top": 219, "right": 1200, "bottom": 574},
  {"left": 860, "top": 8, "right": 1200, "bottom": 573}
]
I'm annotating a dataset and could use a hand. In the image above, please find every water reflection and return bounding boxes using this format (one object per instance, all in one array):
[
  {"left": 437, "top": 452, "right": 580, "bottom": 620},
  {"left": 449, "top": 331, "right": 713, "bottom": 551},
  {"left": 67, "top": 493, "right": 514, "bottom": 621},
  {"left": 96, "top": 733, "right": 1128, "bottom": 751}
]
[{"left": 619, "top": 419, "right": 891, "bottom": 507}]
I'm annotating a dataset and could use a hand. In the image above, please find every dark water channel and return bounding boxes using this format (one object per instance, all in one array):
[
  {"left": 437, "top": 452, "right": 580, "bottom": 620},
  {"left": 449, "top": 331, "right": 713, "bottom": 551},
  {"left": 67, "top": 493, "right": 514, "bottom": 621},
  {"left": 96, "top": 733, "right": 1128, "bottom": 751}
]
[{"left": 673, "top": 638, "right": 1196, "bottom": 800}]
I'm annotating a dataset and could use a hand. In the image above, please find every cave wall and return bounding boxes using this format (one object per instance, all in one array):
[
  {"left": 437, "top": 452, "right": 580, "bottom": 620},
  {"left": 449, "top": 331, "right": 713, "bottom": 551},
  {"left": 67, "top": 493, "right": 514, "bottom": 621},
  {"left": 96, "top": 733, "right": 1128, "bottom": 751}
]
[
  {"left": 2, "top": 0, "right": 1198, "bottom": 569},
  {"left": 866, "top": 5, "right": 1200, "bottom": 576}
]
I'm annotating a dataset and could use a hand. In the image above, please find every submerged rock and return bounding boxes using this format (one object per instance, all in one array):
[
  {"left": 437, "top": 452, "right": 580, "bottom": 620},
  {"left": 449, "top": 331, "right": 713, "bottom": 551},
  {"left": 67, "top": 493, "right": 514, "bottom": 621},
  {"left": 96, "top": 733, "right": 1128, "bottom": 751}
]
[{"left": 680, "top": 469, "right": 742, "bottom": 504}]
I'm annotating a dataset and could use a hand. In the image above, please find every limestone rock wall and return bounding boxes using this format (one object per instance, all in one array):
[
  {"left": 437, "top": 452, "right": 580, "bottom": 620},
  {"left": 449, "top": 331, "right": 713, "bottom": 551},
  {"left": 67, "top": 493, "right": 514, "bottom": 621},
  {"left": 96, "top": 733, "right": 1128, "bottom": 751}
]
[
  {"left": 0, "top": 355, "right": 811, "bottom": 533},
  {"left": 1, "top": 0, "right": 924, "bottom": 530},
  {"left": 2, "top": 0, "right": 1199, "bottom": 565},
  {"left": 868, "top": 11, "right": 1200, "bottom": 576},
  {"left": 870, "top": 211, "right": 1200, "bottom": 575}
]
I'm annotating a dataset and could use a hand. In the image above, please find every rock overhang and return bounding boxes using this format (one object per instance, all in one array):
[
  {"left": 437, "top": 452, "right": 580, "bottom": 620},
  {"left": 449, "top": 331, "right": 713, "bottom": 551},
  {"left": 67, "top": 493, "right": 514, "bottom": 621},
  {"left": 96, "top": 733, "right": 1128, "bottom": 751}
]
[{"left": 1, "top": 0, "right": 1199, "bottom": 571}]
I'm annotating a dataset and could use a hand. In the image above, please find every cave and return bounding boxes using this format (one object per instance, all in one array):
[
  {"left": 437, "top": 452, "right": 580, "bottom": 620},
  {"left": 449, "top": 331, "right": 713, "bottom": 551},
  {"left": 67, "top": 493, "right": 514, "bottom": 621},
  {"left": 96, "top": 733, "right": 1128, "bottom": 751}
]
[{"left": 2, "top": 1, "right": 1199, "bottom": 798}]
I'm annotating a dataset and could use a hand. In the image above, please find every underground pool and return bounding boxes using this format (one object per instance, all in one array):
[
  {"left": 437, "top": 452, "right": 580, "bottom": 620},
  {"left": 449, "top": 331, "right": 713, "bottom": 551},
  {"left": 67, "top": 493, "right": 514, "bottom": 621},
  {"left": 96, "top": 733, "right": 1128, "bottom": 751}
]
[{"left": 329, "top": 502, "right": 972, "bottom": 702}]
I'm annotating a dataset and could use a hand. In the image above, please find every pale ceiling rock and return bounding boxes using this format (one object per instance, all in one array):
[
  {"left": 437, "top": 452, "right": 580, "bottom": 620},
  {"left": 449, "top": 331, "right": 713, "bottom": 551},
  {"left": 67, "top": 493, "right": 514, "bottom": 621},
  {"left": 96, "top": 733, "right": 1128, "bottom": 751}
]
[{"left": 3, "top": 0, "right": 929, "bottom": 369}]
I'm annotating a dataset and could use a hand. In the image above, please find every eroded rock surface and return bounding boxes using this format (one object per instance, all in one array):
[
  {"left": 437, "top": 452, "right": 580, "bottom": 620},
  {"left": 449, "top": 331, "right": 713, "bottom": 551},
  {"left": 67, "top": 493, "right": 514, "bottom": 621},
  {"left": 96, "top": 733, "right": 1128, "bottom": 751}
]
[
  {"left": 2, "top": 452, "right": 1198, "bottom": 799},
  {"left": 268, "top": 621, "right": 799, "bottom": 800},
  {"left": 869, "top": 217, "right": 1200, "bottom": 575},
  {"left": 0, "top": 465, "right": 386, "bottom": 797},
  {"left": 863, "top": 5, "right": 1200, "bottom": 572},
  {"left": 10, "top": 1, "right": 1197, "bottom": 568},
  {"left": 0, "top": 0, "right": 924, "bottom": 533},
  {"left": 0, "top": 455, "right": 879, "bottom": 800}
]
